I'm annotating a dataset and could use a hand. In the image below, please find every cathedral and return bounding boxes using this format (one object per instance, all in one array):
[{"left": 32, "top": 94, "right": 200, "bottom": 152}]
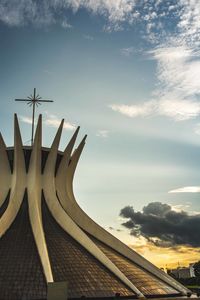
[{"left": 0, "top": 113, "right": 190, "bottom": 299}]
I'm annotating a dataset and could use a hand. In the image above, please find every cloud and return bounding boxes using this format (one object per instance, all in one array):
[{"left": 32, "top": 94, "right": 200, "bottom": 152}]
[
  {"left": 83, "top": 34, "right": 94, "bottom": 41},
  {"left": 142, "top": 2, "right": 200, "bottom": 125},
  {"left": 44, "top": 114, "right": 75, "bottom": 130},
  {"left": 120, "top": 47, "right": 135, "bottom": 56},
  {"left": 120, "top": 46, "right": 143, "bottom": 56},
  {"left": 96, "top": 130, "right": 109, "bottom": 138},
  {"left": 109, "top": 98, "right": 200, "bottom": 121},
  {"left": 150, "top": 45, "right": 200, "bottom": 101},
  {"left": 169, "top": 186, "right": 200, "bottom": 193},
  {"left": 178, "top": 0, "right": 200, "bottom": 48},
  {"left": 0, "top": 0, "right": 137, "bottom": 30},
  {"left": 108, "top": 2, "right": 200, "bottom": 124},
  {"left": 170, "top": 204, "right": 191, "bottom": 213},
  {"left": 0, "top": 0, "right": 55, "bottom": 27},
  {"left": 20, "top": 113, "right": 75, "bottom": 130},
  {"left": 131, "top": 243, "right": 200, "bottom": 269},
  {"left": 120, "top": 202, "right": 200, "bottom": 247},
  {"left": 110, "top": 45, "right": 200, "bottom": 123},
  {"left": 158, "top": 99, "right": 200, "bottom": 121},
  {"left": 194, "top": 123, "right": 200, "bottom": 135},
  {"left": 109, "top": 101, "right": 156, "bottom": 118},
  {"left": 1, "top": 1, "right": 199, "bottom": 37},
  {"left": 20, "top": 115, "right": 33, "bottom": 124},
  {"left": 61, "top": 20, "right": 72, "bottom": 29}
]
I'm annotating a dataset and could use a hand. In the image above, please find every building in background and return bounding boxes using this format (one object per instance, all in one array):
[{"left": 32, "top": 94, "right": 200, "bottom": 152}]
[{"left": 168, "top": 264, "right": 196, "bottom": 279}]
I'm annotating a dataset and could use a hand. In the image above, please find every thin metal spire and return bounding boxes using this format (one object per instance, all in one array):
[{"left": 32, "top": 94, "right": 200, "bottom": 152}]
[{"left": 15, "top": 88, "right": 53, "bottom": 145}]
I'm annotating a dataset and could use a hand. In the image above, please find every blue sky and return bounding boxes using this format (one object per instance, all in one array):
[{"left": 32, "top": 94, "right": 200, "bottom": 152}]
[{"left": 1, "top": 0, "right": 200, "bottom": 267}]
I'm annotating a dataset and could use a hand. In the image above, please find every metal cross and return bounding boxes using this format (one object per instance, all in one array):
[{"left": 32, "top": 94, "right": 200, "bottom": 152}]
[{"left": 15, "top": 88, "right": 53, "bottom": 145}]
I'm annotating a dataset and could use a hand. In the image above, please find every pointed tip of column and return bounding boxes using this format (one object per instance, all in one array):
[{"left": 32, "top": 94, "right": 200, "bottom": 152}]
[
  {"left": 51, "top": 118, "right": 64, "bottom": 146},
  {"left": 56, "top": 125, "right": 82, "bottom": 177},
  {"left": 0, "top": 132, "right": 6, "bottom": 148},
  {"left": 83, "top": 134, "right": 87, "bottom": 143},
  {"left": 37, "top": 114, "right": 42, "bottom": 127},
  {"left": 14, "top": 113, "right": 18, "bottom": 125},
  {"left": 74, "top": 125, "right": 80, "bottom": 136},
  {"left": 14, "top": 113, "right": 20, "bottom": 130},
  {"left": 0, "top": 132, "right": 3, "bottom": 141},
  {"left": 73, "top": 134, "right": 87, "bottom": 156},
  {"left": 72, "top": 125, "right": 80, "bottom": 141},
  {"left": 57, "top": 119, "right": 64, "bottom": 136},
  {"left": 47, "top": 119, "right": 65, "bottom": 159},
  {"left": 44, "top": 118, "right": 65, "bottom": 173},
  {"left": 63, "top": 125, "right": 80, "bottom": 153},
  {"left": 14, "top": 113, "right": 23, "bottom": 147},
  {"left": 77, "top": 135, "right": 87, "bottom": 148},
  {"left": 33, "top": 114, "right": 42, "bottom": 147}
]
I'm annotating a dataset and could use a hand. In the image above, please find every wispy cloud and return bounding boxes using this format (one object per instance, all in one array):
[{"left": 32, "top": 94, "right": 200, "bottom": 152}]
[
  {"left": 0, "top": 1, "right": 55, "bottom": 27},
  {"left": 111, "top": 4, "right": 200, "bottom": 122},
  {"left": 194, "top": 123, "right": 200, "bottom": 135},
  {"left": 109, "top": 101, "right": 156, "bottom": 118},
  {"left": 131, "top": 242, "right": 200, "bottom": 269},
  {"left": 61, "top": 20, "right": 72, "bottom": 29},
  {"left": 20, "top": 113, "right": 75, "bottom": 130},
  {"left": 143, "top": 1, "right": 200, "bottom": 126},
  {"left": 170, "top": 203, "right": 199, "bottom": 216},
  {"left": 107, "top": 2, "right": 200, "bottom": 126},
  {"left": 83, "top": 34, "right": 94, "bottom": 41},
  {"left": 96, "top": 130, "right": 109, "bottom": 138},
  {"left": 109, "top": 1, "right": 200, "bottom": 122},
  {"left": 44, "top": 114, "right": 75, "bottom": 130},
  {"left": 120, "top": 47, "right": 135, "bottom": 57},
  {"left": 149, "top": 45, "right": 200, "bottom": 102},
  {"left": 171, "top": 204, "right": 191, "bottom": 213},
  {"left": 1, "top": 1, "right": 199, "bottom": 37},
  {"left": 120, "top": 46, "right": 143, "bottom": 56},
  {"left": 169, "top": 186, "right": 200, "bottom": 193},
  {"left": 20, "top": 115, "right": 33, "bottom": 125},
  {"left": 109, "top": 98, "right": 200, "bottom": 121},
  {"left": 0, "top": 0, "right": 138, "bottom": 30}
]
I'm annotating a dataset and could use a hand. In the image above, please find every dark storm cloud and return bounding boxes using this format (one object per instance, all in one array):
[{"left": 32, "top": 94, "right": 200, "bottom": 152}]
[{"left": 120, "top": 202, "right": 200, "bottom": 247}]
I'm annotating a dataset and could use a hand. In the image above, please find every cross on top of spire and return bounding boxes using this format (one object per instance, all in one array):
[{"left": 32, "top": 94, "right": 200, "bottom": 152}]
[{"left": 15, "top": 88, "right": 53, "bottom": 145}]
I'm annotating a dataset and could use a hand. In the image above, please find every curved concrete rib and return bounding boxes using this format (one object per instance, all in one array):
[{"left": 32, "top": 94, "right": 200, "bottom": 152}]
[
  {"left": 56, "top": 126, "right": 80, "bottom": 180},
  {"left": 44, "top": 123, "right": 143, "bottom": 298},
  {"left": 0, "top": 114, "right": 26, "bottom": 237},
  {"left": 56, "top": 135, "right": 86, "bottom": 216},
  {"left": 28, "top": 115, "right": 53, "bottom": 283},
  {"left": 43, "top": 119, "right": 64, "bottom": 177},
  {"left": 58, "top": 135, "right": 188, "bottom": 295},
  {"left": 0, "top": 133, "right": 11, "bottom": 207}
]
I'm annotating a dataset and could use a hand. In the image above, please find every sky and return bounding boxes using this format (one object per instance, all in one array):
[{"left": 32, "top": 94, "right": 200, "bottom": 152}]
[{"left": 0, "top": 0, "right": 200, "bottom": 269}]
